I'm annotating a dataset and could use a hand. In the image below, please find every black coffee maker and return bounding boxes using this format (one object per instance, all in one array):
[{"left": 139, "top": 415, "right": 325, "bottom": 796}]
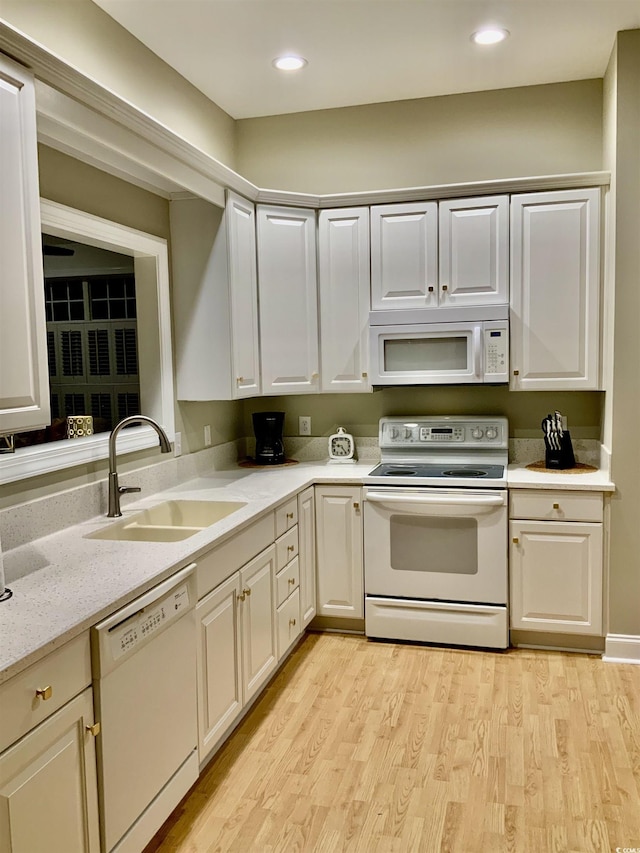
[{"left": 252, "top": 412, "right": 286, "bottom": 465}]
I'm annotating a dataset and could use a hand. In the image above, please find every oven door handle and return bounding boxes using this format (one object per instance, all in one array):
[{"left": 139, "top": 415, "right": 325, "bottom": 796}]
[{"left": 364, "top": 492, "right": 505, "bottom": 508}]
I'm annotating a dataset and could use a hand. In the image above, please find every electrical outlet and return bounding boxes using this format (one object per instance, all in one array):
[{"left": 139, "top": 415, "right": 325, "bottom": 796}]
[
  {"left": 299, "top": 416, "right": 311, "bottom": 436},
  {"left": 204, "top": 424, "right": 212, "bottom": 446},
  {"left": 174, "top": 431, "right": 182, "bottom": 457}
]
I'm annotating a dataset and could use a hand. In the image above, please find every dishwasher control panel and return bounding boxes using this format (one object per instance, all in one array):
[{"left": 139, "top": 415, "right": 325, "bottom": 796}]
[{"left": 111, "top": 583, "right": 191, "bottom": 660}]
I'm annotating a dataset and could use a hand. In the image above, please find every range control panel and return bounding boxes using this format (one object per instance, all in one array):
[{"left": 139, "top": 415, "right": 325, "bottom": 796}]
[
  {"left": 110, "top": 583, "right": 191, "bottom": 660},
  {"left": 379, "top": 417, "right": 508, "bottom": 450}
]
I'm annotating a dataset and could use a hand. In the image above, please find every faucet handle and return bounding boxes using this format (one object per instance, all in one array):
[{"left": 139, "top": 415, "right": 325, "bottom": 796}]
[{"left": 118, "top": 485, "right": 141, "bottom": 495}]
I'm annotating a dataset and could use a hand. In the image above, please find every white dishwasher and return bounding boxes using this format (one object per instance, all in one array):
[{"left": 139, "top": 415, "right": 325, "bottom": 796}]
[{"left": 92, "top": 563, "right": 198, "bottom": 853}]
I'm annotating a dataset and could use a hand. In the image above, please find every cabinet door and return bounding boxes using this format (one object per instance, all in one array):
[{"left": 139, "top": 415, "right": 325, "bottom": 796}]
[
  {"left": 370, "top": 201, "right": 438, "bottom": 310},
  {"left": 0, "top": 55, "right": 50, "bottom": 434},
  {"left": 227, "top": 192, "right": 261, "bottom": 398},
  {"left": 196, "top": 572, "right": 242, "bottom": 761},
  {"left": 297, "top": 486, "right": 317, "bottom": 627},
  {"left": 315, "top": 485, "right": 364, "bottom": 618},
  {"left": 510, "top": 188, "right": 601, "bottom": 391},
  {"left": 240, "top": 545, "right": 277, "bottom": 704},
  {"left": 510, "top": 520, "right": 603, "bottom": 635},
  {"left": 0, "top": 687, "right": 100, "bottom": 853},
  {"left": 439, "top": 196, "right": 508, "bottom": 307},
  {"left": 257, "top": 206, "right": 319, "bottom": 394},
  {"left": 318, "top": 208, "right": 370, "bottom": 392}
]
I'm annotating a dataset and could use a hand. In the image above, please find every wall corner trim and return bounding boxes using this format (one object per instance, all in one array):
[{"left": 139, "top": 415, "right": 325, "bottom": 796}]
[{"left": 602, "top": 633, "right": 640, "bottom": 664}]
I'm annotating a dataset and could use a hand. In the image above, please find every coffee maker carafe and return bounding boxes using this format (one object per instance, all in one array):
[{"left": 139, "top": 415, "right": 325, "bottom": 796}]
[{"left": 252, "top": 412, "right": 285, "bottom": 465}]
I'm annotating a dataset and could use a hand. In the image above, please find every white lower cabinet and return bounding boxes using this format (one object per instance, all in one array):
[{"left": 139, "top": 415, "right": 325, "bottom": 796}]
[
  {"left": 315, "top": 485, "right": 364, "bottom": 619},
  {"left": 196, "top": 544, "right": 277, "bottom": 761},
  {"left": 0, "top": 686, "right": 100, "bottom": 853},
  {"left": 297, "top": 486, "right": 317, "bottom": 627},
  {"left": 509, "top": 490, "right": 604, "bottom": 636}
]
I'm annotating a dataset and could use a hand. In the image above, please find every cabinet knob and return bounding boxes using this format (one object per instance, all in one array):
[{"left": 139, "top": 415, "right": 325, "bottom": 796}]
[
  {"left": 353, "top": 501, "right": 360, "bottom": 510},
  {"left": 441, "top": 285, "right": 448, "bottom": 292},
  {"left": 513, "top": 370, "right": 520, "bottom": 376},
  {"left": 428, "top": 286, "right": 435, "bottom": 293},
  {"left": 362, "top": 372, "right": 368, "bottom": 378},
  {"left": 238, "top": 587, "right": 252, "bottom": 602},
  {"left": 312, "top": 373, "right": 319, "bottom": 380},
  {"left": 512, "top": 537, "right": 519, "bottom": 544},
  {"left": 289, "top": 618, "right": 297, "bottom": 627},
  {"left": 35, "top": 685, "right": 52, "bottom": 701},
  {"left": 288, "top": 577, "right": 296, "bottom": 586},
  {"left": 85, "top": 722, "right": 101, "bottom": 737},
  {"left": 286, "top": 512, "right": 294, "bottom": 519},
  {"left": 287, "top": 544, "right": 295, "bottom": 552},
  {"left": 553, "top": 503, "right": 560, "bottom": 510},
  {"left": 236, "top": 377, "right": 244, "bottom": 383}
]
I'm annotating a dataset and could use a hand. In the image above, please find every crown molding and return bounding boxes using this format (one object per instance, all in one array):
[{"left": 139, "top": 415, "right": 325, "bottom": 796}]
[{"left": 1, "top": 20, "right": 611, "bottom": 211}]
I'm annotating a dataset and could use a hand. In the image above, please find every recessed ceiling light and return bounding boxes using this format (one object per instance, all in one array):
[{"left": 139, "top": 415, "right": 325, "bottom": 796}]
[
  {"left": 272, "top": 55, "right": 308, "bottom": 71},
  {"left": 472, "top": 28, "right": 509, "bottom": 46}
]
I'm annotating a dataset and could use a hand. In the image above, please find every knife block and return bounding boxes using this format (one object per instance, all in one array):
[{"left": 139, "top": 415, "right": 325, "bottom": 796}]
[{"left": 545, "top": 431, "right": 576, "bottom": 470}]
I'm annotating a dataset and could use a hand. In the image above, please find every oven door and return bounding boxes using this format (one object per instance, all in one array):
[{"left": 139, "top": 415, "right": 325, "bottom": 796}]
[{"left": 363, "top": 487, "right": 508, "bottom": 604}]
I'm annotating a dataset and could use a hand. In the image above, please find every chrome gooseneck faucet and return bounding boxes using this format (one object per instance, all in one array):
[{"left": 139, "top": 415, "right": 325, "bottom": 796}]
[{"left": 107, "top": 415, "right": 172, "bottom": 517}]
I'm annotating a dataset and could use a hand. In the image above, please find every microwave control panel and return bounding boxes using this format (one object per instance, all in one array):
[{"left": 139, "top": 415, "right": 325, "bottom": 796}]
[{"left": 484, "top": 327, "right": 508, "bottom": 376}]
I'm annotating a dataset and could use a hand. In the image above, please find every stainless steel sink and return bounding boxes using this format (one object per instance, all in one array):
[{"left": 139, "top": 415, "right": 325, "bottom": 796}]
[{"left": 86, "top": 499, "right": 247, "bottom": 542}]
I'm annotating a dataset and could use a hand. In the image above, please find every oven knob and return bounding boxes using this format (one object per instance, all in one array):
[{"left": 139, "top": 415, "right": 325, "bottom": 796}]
[
  {"left": 471, "top": 427, "right": 484, "bottom": 439},
  {"left": 404, "top": 428, "right": 413, "bottom": 440},
  {"left": 390, "top": 428, "right": 401, "bottom": 440},
  {"left": 485, "top": 427, "right": 498, "bottom": 440}
]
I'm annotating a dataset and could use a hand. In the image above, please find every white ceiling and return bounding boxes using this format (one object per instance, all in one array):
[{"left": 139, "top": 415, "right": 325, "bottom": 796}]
[{"left": 92, "top": 0, "right": 640, "bottom": 120}]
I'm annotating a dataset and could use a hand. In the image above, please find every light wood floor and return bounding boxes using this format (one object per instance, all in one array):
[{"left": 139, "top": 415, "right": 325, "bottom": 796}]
[{"left": 145, "top": 633, "right": 640, "bottom": 853}]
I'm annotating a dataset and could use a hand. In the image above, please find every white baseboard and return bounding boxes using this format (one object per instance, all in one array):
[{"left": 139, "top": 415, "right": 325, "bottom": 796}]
[{"left": 603, "top": 633, "right": 640, "bottom": 664}]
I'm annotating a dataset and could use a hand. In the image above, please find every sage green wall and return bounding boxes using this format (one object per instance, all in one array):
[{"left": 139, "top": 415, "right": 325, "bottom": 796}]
[
  {"left": 245, "top": 389, "right": 604, "bottom": 441},
  {"left": 236, "top": 80, "right": 603, "bottom": 193},
  {"left": 604, "top": 30, "right": 640, "bottom": 638},
  {"left": 0, "top": 0, "right": 236, "bottom": 167}
]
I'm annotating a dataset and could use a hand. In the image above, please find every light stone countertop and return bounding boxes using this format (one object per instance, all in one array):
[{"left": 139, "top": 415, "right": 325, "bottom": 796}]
[
  {"left": 0, "top": 462, "right": 373, "bottom": 684},
  {"left": 0, "top": 459, "right": 615, "bottom": 685}
]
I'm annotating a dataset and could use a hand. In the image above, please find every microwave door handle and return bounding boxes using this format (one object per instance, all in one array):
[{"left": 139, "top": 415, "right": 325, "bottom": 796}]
[
  {"left": 365, "top": 492, "right": 505, "bottom": 507},
  {"left": 473, "top": 326, "right": 482, "bottom": 379}
]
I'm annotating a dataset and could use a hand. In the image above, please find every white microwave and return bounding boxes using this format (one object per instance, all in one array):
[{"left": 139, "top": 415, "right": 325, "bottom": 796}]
[{"left": 369, "top": 306, "right": 509, "bottom": 385}]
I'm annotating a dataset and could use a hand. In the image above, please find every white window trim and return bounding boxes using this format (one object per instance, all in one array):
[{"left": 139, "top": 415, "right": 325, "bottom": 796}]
[{"left": 0, "top": 200, "right": 175, "bottom": 485}]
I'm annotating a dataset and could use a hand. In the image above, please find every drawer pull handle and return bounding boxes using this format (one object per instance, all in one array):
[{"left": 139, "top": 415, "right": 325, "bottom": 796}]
[
  {"left": 286, "top": 512, "right": 294, "bottom": 519},
  {"left": 85, "top": 722, "right": 101, "bottom": 737},
  {"left": 288, "top": 577, "right": 296, "bottom": 586},
  {"left": 553, "top": 503, "right": 560, "bottom": 510},
  {"left": 512, "top": 537, "right": 519, "bottom": 544},
  {"left": 289, "top": 618, "right": 297, "bottom": 627},
  {"left": 36, "top": 686, "right": 52, "bottom": 701}
]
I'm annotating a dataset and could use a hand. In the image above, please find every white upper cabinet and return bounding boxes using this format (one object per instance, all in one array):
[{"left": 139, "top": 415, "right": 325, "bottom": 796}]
[
  {"left": 0, "top": 55, "right": 50, "bottom": 435},
  {"left": 257, "top": 205, "right": 319, "bottom": 395},
  {"left": 226, "top": 192, "right": 261, "bottom": 398},
  {"left": 510, "top": 188, "right": 601, "bottom": 391},
  {"left": 318, "top": 207, "right": 370, "bottom": 392},
  {"left": 438, "top": 195, "right": 509, "bottom": 307},
  {"left": 370, "top": 201, "right": 438, "bottom": 310},
  {"left": 171, "top": 192, "right": 260, "bottom": 401}
]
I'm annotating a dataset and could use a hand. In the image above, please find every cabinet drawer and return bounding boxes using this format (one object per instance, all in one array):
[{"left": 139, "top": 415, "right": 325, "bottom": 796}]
[
  {"left": 510, "top": 490, "right": 603, "bottom": 523},
  {"left": 197, "top": 512, "right": 275, "bottom": 599},
  {"left": 277, "top": 587, "right": 301, "bottom": 660},
  {"left": 0, "top": 633, "right": 91, "bottom": 752},
  {"left": 276, "top": 526, "right": 298, "bottom": 572},
  {"left": 275, "top": 499, "right": 297, "bottom": 538},
  {"left": 276, "top": 556, "right": 299, "bottom": 607}
]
